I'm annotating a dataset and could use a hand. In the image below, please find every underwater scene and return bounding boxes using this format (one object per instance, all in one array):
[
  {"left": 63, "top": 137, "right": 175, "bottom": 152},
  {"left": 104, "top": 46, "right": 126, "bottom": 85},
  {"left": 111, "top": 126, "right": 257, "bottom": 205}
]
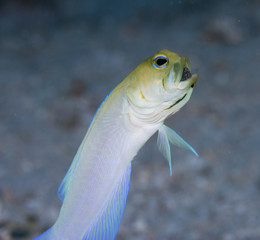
[{"left": 0, "top": 0, "right": 259, "bottom": 239}]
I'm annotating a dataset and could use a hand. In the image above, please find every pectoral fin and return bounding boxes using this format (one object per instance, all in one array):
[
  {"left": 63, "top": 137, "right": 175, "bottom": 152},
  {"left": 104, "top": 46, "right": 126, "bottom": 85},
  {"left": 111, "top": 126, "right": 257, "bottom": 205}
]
[
  {"left": 162, "top": 124, "right": 198, "bottom": 157},
  {"left": 157, "top": 124, "right": 198, "bottom": 175},
  {"left": 157, "top": 126, "right": 172, "bottom": 175}
]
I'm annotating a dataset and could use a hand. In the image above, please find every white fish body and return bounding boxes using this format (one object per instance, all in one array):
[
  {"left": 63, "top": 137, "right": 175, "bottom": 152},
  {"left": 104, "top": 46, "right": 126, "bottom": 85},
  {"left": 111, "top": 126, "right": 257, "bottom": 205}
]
[
  {"left": 34, "top": 49, "right": 198, "bottom": 240},
  {"left": 54, "top": 86, "right": 159, "bottom": 239}
]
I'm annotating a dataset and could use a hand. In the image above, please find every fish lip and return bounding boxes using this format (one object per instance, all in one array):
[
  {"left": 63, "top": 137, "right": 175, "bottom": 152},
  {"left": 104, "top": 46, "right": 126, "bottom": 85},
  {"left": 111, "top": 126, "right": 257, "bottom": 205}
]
[
  {"left": 190, "top": 73, "right": 198, "bottom": 85},
  {"left": 183, "top": 73, "right": 198, "bottom": 89},
  {"left": 175, "top": 72, "right": 198, "bottom": 91}
]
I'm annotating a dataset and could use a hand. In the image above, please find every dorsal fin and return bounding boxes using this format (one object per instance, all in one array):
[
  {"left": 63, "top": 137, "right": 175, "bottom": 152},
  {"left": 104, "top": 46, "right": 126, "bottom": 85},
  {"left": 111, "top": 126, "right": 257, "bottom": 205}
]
[
  {"left": 57, "top": 90, "right": 114, "bottom": 202},
  {"left": 57, "top": 140, "right": 84, "bottom": 202},
  {"left": 157, "top": 124, "right": 198, "bottom": 175}
]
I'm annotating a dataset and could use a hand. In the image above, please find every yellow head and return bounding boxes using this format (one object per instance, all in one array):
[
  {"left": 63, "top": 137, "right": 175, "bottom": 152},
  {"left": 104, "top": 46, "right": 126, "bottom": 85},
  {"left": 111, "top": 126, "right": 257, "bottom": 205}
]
[{"left": 125, "top": 49, "right": 198, "bottom": 126}]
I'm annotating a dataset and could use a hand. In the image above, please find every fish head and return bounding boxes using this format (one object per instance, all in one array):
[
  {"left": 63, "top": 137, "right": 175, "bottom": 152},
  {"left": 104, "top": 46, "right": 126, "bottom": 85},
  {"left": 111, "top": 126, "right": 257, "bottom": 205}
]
[{"left": 126, "top": 49, "right": 198, "bottom": 126}]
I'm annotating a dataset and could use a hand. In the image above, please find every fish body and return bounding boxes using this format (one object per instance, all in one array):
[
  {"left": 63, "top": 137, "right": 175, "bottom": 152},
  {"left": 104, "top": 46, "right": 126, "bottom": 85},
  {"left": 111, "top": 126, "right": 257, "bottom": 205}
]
[{"left": 34, "top": 50, "right": 198, "bottom": 240}]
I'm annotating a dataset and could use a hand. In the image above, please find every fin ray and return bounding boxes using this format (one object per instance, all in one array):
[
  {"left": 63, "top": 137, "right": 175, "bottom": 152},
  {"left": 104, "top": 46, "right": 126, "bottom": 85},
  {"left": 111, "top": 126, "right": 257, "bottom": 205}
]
[
  {"left": 57, "top": 90, "right": 114, "bottom": 202},
  {"left": 157, "top": 124, "right": 198, "bottom": 175},
  {"left": 163, "top": 124, "right": 198, "bottom": 157},
  {"left": 57, "top": 140, "right": 84, "bottom": 202},
  {"left": 83, "top": 163, "right": 131, "bottom": 240},
  {"left": 157, "top": 126, "right": 172, "bottom": 175}
]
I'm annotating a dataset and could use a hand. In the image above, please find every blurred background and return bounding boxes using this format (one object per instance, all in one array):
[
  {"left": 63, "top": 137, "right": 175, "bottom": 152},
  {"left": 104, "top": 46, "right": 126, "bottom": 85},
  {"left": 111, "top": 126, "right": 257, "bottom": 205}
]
[{"left": 0, "top": 0, "right": 260, "bottom": 239}]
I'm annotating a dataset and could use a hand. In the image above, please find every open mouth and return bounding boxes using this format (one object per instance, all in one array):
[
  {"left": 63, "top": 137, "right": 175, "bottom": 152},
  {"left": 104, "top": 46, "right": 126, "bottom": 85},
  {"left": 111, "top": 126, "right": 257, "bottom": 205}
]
[
  {"left": 181, "top": 67, "right": 192, "bottom": 81},
  {"left": 179, "top": 65, "right": 198, "bottom": 88}
]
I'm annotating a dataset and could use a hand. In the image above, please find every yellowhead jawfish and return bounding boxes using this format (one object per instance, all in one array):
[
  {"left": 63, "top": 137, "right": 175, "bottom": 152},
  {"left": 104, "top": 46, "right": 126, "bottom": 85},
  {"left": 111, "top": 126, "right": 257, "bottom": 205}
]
[{"left": 34, "top": 49, "right": 198, "bottom": 240}]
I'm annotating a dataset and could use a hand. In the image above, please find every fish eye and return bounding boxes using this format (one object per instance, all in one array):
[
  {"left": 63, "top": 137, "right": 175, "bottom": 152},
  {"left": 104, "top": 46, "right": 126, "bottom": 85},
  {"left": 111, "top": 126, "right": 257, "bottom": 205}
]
[{"left": 152, "top": 55, "right": 169, "bottom": 69}]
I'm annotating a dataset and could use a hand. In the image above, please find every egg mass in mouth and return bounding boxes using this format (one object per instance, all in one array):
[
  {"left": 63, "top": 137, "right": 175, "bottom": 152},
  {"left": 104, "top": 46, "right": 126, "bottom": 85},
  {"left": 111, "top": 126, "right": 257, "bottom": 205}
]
[{"left": 181, "top": 67, "right": 192, "bottom": 81}]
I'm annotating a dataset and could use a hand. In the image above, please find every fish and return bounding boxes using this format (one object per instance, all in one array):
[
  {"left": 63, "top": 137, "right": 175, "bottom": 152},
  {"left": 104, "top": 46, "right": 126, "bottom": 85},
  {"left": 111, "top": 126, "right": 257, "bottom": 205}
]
[{"left": 34, "top": 49, "right": 198, "bottom": 240}]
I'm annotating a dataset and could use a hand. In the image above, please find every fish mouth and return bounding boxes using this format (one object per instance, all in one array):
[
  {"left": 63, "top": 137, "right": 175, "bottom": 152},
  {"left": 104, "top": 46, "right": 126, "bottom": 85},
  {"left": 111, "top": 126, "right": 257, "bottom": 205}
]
[
  {"left": 165, "top": 57, "right": 198, "bottom": 91},
  {"left": 181, "top": 67, "right": 192, "bottom": 82},
  {"left": 180, "top": 58, "right": 198, "bottom": 87},
  {"left": 171, "top": 57, "right": 198, "bottom": 88},
  {"left": 180, "top": 65, "right": 198, "bottom": 88}
]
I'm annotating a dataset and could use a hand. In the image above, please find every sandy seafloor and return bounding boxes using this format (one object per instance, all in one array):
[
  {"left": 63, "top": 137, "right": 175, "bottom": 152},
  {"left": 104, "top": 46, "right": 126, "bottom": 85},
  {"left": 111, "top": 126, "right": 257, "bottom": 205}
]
[{"left": 0, "top": 0, "right": 260, "bottom": 239}]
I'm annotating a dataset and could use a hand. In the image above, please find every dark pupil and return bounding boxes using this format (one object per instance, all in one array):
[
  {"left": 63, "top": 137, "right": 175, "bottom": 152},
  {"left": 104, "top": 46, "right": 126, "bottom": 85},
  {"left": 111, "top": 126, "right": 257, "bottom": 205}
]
[{"left": 156, "top": 58, "right": 167, "bottom": 66}]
